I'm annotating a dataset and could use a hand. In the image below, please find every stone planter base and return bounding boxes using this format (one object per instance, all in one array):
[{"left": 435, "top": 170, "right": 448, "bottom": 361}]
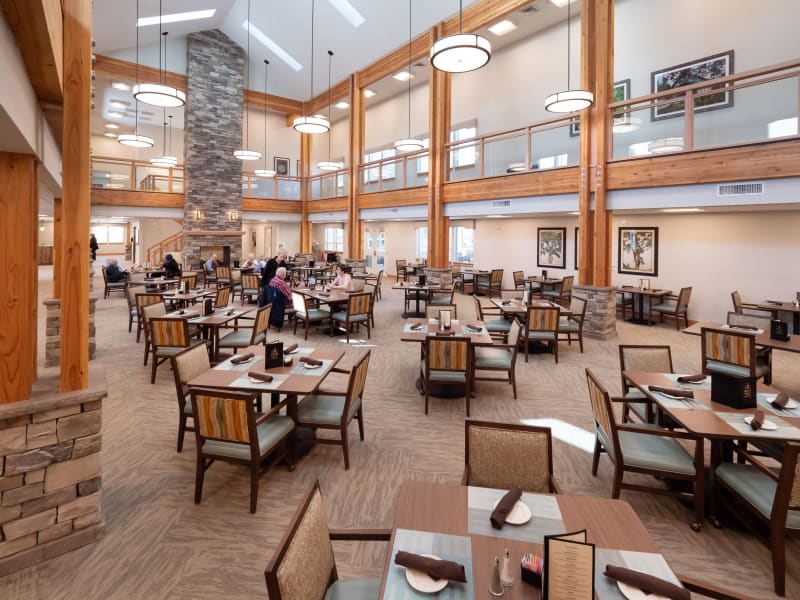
[{"left": 574, "top": 285, "right": 618, "bottom": 339}]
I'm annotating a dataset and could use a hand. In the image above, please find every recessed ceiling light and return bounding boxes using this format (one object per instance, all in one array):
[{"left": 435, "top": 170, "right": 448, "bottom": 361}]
[
  {"left": 243, "top": 20, "right": 302, "bottom": 71},
  {"left": 109, "top": 100, "right": 128, "bottom": 108},
  {"left": 137, "top": 9, "right": 216, "bottom": 27},
  {"left": 486, "top": 214, "right": 511, "bottom": 219},
  {"left": 549, "top": 0, "right": 570, "bottom": 7},
  {"left": 105, "top": 123, "right": 119, "bottom": 129},
  {"left": 661, "top": 208, "right": 704, "bottom": 213},
  {"left": 334, "top": 101, "right": 350, "bottom": 109},
  {"left": 103, "top": 132, "right": 117, "bottom": 138},
  {"left": 327, "top": 0, "right": 365, "bottom": 28},
  {"left": 111, "top": 82, "right": 131, "bottom": 91},
  {"left": 108, "top": 111, "right": 124, "bottom": 118},
  {"left": 364, "top": 89, "right": 376, "bottom": 98},
  {"left": 393, "top": 71, "right": 413, "bottom": 82},
  {"left": 488, "top": 19, "right": 517, "bottom": 36},
  {"left": 568, "top": 211, "right": 580, "bottom": 215}
]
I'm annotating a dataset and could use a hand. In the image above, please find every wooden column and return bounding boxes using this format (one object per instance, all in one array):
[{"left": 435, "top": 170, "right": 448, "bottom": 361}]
[
  {"left": 53, "top": 196, "right": 62, "bottom": 299},
  {"left": 427, "top": 26, "right": 451, "bottom": 269},
  {"left": 347, "top": 74, "right": 364, "bottom": 259},
  {"left": 0, "top": 153, "right": 38, "bottom": 403},
  {"left": 299, "top": 132, "right": 312, "bottom": 253},
  {"left": 60, "top": 0, "right": 92, "bottom": 391}
]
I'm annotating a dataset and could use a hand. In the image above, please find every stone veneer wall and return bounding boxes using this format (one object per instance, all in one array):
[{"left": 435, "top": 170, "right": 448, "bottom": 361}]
[
  {"left": 0, "top": 373, "right": 106, "bottom": 574},
  {"left": 43, "top": 298, "right": 97, "bottom": 368},
  {"left": 182, "top": 30, "right": 245, "bottom": 270},
  {"left": 574, "top": 285, "right": 617, "bottom": 339}
]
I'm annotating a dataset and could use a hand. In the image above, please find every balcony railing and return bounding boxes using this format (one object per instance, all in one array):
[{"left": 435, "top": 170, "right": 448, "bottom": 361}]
[
  {"left": 358, "top": 149, "right": 430, "bottom": 193},
  {"left": 310, "top": 170, "right": 349, "bottom": 200},
  {"left": 241, "top": 173, "right": 301, "bottom": 201},
  {"left": 91, "top": 156, "right": 183, "bottom": 193}
]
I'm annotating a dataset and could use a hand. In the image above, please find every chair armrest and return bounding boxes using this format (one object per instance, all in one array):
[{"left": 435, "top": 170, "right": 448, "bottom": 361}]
[
  {"left": 616, "top": 424, "right": 698, "bottom": 441},
  {"left": 314, "top": 387, "right": 347, "bottom": 396},
  {"left": 329, "top": 529, "right": 392, "bottom": 542},
  {"left": 726, "top": 444, "right": 780, "bottom": 482},
  {"left": 549, "top": 475, "right": 560, "bottom": 495},
  {"left": 612, "top": 395, "right": 653, "bottom": 404},
  {"left": 676, "top": 573, "right": 755, "bottom": 600},
  {"left": 255, "top": 398, "right": 291, "bottom": 422},
  {"left": 331, "top": 367, "right": 351, "bottom": 374}
]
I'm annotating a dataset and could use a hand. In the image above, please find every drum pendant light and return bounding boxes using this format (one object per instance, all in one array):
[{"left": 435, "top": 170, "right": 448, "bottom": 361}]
[
  {"left": 255, "top": 60, "right": 276, "bottom": 177},
  {"left": 119, "top": 0, "right": 154, "bottom": 148},
  {"left": 395, "top": 0, "right": 423, "bottom": 152},
  {"left": 430, "top": 0, "right": 491, "bottom": 73},
  {"left": 234, "top": 0, "right": 263, "bottom": 161},
  {"left": 293, "top": 0, "right": 331, "bottom": 134},
  {"left": 317, "top": 51, "right": 342, "bottom": 171},
  {"left": 544, "top": 0, "right": 593, "bottom": 113},
  {"left": 132, "top": 0, "right": 186, "bottom": 107}
]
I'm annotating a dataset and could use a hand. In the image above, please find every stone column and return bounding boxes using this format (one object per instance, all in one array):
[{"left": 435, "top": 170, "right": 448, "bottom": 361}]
[
  {"left": 183, "top": 30, "right": 245, "bottom": 269},
  {"left": 574, "top": 285, "right": 617, "bottom": 339},
  {"left": 43, "top": 298, "right": 97, "bottom": 368}
]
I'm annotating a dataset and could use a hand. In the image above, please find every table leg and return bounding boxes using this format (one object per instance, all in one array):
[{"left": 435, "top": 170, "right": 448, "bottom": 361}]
[
  {"left": 794, "top": 312, "right": 799, "bottom": 335},
  {"left": 626, "top": 293, "right": 655, "bottom": 326}
]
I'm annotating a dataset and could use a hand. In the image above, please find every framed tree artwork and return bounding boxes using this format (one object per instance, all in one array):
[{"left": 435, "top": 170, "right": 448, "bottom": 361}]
[
  {"left": 571, "top": 79, "right": 630, "bottom": 136},
  {"left": 618, "top": 227, "right": 659, "bottom": 276},
  {"left": 274, "top": 156, "right": 290, "bottom": 176},
  {"left": 537, "top": 227, "right": 567, "bottom": 269}
]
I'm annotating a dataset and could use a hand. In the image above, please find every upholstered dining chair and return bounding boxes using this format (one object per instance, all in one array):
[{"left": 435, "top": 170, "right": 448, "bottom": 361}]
[
  {"left": 217, "top": 304, "right": 271, "bottom": 356},
  {"left": 148, "top": 316, "right": 201, "bottom": 384},
  {"left": 701, "top": 326, "right": 771, "bottom": 385},
  {"left": 472, "top": 295, "right": 511, "bottom": 340},
  {"left": 462, "top": 420, "right": 558, "bottom": 493},
  {"left": 585, "top": 368, "right": 704, "bottom": 531},
  {"left": 215, "top": 265, "right": 231, "bottom": 288},
  {"left": 473, "top": 320, "right": 521, "bottom": 398},
  {"left": 730, "top": 290, "right": 760, "bottom": 314},
  {"left": 712, "top": 441, "right": 800, "bottom": 596},
  {"left": 179, "top": 274, "right": 197, "bottom": 290},
  {"left": 169, "top": 342, "right": 210, "bottom": 452},
  {"left": 616, "top": 288, "right": 634, "bottom": 320},
  {"left": 126, "top": 286, "right": 140, "bottom": 333},
  {"left": 520, "top": 305, "right": 560, "bottom": 363},
  {"left": 330, "top": 292, "right": 371, "bottom": 343},
  {"left": 396, "top": 259, "right": 408, "bottom": 282},
  {"left": 190, "top": 387, "right": 295, "bottom": 513},
  {"left": 364, "top": 269, "right": 383, "bottom": 301},
  {"left": 140, "top": 300, "right": 167, "bottom": 365},
  {"left": 557, "top": 295, "right": 587, "bottom": 353},
  {"left": 101, "top": 265, "right": 128, "bottom": 299},
  {"left": 420, "top": 335, "right": 473, "bottom": 416},
  {"left": 240, "top": 274, "right": 261, "bottom": 304},
  {"left": 212, "top": 285, "right": 231, "bottom": 309},
  {"left": 292, "top": 292, "right": 330, "bottom": 340},
  {"left": 425, "top": 303, "right": 458, "bottom": 320},
  {"left": 512, "top": 270, "right": 526, "bottom": 290},
  {"left": 541, "top": 275, "right": 573, "bottom": 304},
  {"left": 294, "top": 350, "right": 371, "bottom": 470},
  {"left": 477, "top": 268, "right": 503, "bottom": 298},
  {"left": 264, "top": 480, "right": 391, "bottom": 600},
  {"left": 618, "top": 344, "right": 674, "bottom": 424},
  {"left": 649, "top": 286, "right": 692, "bottom": 330}
]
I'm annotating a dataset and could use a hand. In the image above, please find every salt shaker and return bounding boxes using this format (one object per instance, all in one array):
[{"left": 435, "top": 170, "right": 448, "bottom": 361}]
[
  {"left": 501, "top": 548, "right": 514, "bottom": 587},
  {"left": 489, "top": 556, "right": 504, "bottom": 596}
]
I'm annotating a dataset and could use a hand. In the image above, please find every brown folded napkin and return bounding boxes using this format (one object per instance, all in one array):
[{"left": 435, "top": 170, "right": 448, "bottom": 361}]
[
  {"left": 465, "top": 323, "right": 483, "bottom": 332},
  {"left": 299, "top": 356, "right": 322, "bottom": 367},
  {"left": 490, "top": 487, "right": 522, "bottom": 529},
  {"left": 676, "top": 374, "right": 706, "bottom": 383},
  {"left": 226, "top": 309, "right": 235, "bottom": 315},
  {"left": 247, "top": 370, "right": 273, "bottom": 383},
  {"left": 771, "top": 393, "right": 790, "bottom": 409},
  {"left": 177, "top": 309, "right": 185, "bottom": 315},
  {"left": 604, "top": 565, "right": 689, "bottom": 600},
  {"left": 750, "top": 409, "right": 765, "bottom": 430},
  {"left": 409, "top": 323, "right": 423, "bottom": 331},
  {"left": 648, "top": 385, "right": 694, "bottom": 399},
  {"left": 230, "top": 352, "right": 255, "bottom": 364},
  {"left": 284, "top": 343, "right": 298, "bottom": 354},
  {"left": 501, "top": 300, "right": 512, "bottom": 306},
  {"left": 394, "top": 551, "right": 467, "bottom": 583}
]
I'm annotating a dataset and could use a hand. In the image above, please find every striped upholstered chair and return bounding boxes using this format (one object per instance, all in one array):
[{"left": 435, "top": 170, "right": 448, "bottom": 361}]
[
  {"left": 264, "top": 480, "right": 391, "bottom": 600},
  {"left": 190, "top": 387, "right": 295, "bottom": 513},
  {"left": 169, "top": 343, "right": 210, "bottom": 452},
  {"left": 520, "top": 305, "right": 560, "bottom": 363},
  {"left": 214, "top": 265, "right": 231, "bottom": 288},
  {"left": 700, "top": 326, "right": 771, "bottom": 384},
  {"left": 240, "top": 273, "right": 261, "bottom": 304},
  {"left": 330, "top": 292, "right": 371, "bottom": 343},
  {"left": 618, "top": 344, "right": 674, "bottom": 425},
  {"left": 420, "top": 335, "right": 473, "bottom": 416},
  {"left": 217, "top": 304, "right": 271, "bottom": 356},
  {"left": 462, "top": 419, "right": 558, "bottom": 493}
]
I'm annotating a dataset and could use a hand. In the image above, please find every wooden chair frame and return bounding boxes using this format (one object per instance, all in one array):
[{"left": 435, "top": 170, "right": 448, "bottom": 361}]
[
  {"left": 473, "top": 320, "right": 520, "bottom": 398},
  {"left": 421, "top": 335, "right": 473, "bottom": 416},
  {"left": 330, "top": 292, "right": 372, "bottom": 343},
  {"left": 618, "top": 344, "right": 673, "bottom": 424},
  {"left": 292, "top": 293, "right": 329, "bottom": 340},
  {"left": 649, "top": 286, "right": 692, "bottom": 330},
  {"left": 522, "top": 305, "right": 560, "bottom": 363},
  {"left": 557, "top": 295, "right": 587, "bottom": 353},
  {"left": 169, "top": 342, "right": 210, "bottom": 452}
]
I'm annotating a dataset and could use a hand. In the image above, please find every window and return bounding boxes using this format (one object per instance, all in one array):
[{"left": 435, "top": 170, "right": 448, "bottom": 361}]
[
  {"left": 363, "top": 148, "right": 396, "bottom": 183},
  {"left": 91, "top": 224, "right": 126, "bottom": 244},
  {"left": 535, "top": 154, "right": 569, "bottom": 169},
  {"left": 416, "top": 227, "right": 428, "bottom": 260},
  {"left": 449, "top": 226, "right": 474, "bottom": 263},
  {"left": 416, "top": 121, "right": 477, "bottom": 174},
  {"left": 324, "top": 227, "right": 344, "bottom": 251}
]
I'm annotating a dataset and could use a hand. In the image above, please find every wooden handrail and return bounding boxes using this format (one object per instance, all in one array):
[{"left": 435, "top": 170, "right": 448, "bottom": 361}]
[{"left": 146, "top": 231, "right": 183, "bottom": 265}]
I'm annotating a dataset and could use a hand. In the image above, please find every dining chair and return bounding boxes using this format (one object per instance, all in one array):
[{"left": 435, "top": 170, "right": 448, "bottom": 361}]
[
  {"left": 512, "top": 270, "right": 526, "bottom": 290},
  {"left": 215, "top": 265, "right": 231, "bottom": 288},
  {"left": 541, "top": 275, "right": 573, "bottom": 304},
  {"left": 190, "top": 387, "right": 295, "bottom": 513},
  {"left": 462, "top": 419, "right": 558, "bottom": 493},
  {"left": 230, "top": 268, "right": 243, "bottom": 300},
  {"left": 140, "top": 300, "right": 167, "bottom": 365},
  {"left": 203, "top": 263, "right": 217, "bottom": 288},
  {"left": 585, "top": 368, "right": 705, "bottom": 531},
  {"left": 212, "top": 285, "right": 231, "bottom": 309},
  {"left": 292, "top": 292, "right": 330, "bottom": 340},
  {"left": 712, "top": 441, "right": 799, "bottom": 596},
  {"left": 730, "top": 290, "right": 760, "bottom": 314},
  {"left": 557, "top": 295, "right": 587, "bottom": 353},
  {"left": 618, "top": 344, "right": 674, "bottom": 424},
  {"left": 179, "top": 274, "right": 197, "bottom": 290},
  {"left": 473, "top": 320, "right": 521, "bottom": 398},
  {"left": 240, "top": 274, "right": 261, "bottom": 304},
  {"left": 649, "top": 286, "right": 692, "bottom": 330},
  {"left": 364, "top": 269, "right": 383, "bottom": 301},
  {"left": 616, "top": 288, "right": 634, "bottom": 320},
  {"left": 126, "top": 286, "right": 140, "bottom": 333},
  {"left": 726, "top": 310, "right": 772, "bottom": 330},
  {"left": 149, "top": 316, "right": 201, "bottom": 384},
  {"left": 396, "top": 259, "right": 408, "bottom": 282},
  {"left": 101, "top": 265, "right": 128, "bottom": 299},
  {"left": 477, "top": 268, "right": 504, "bottom": 298},
  {"left": 294, "top": 350, "right": 371, "bottom": 470},
  {"left": 264, "top": 480, "right": 391, "bottom": 600},
  {"left": 520, "top": 305, "right": 560, "bottom": 363},
  {"left": 472, "top": 295, "right": 511, "bottom": 340},
  {"left": 420, "top": 335, "right": 473, "bottom": 416},
  {"left": 169, "top": 342, "right": 210, "bottom": 452},
  {"left": 427, "top": 285, "right": 455, "bottom": 307},
  {"left": 330, "top": 291, "right": 371, "bottom": 343},
  {"left": 701, "top": 326, "right": 771, "bottom": 385},
  {"left": 425, "top": 303, "right": 458, "bottom": 320},
  {"left": 217, "top": 304, "right": 271, "bottom": 355}
]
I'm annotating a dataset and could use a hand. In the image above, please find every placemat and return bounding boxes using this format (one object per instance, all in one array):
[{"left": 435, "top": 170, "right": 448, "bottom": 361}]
[
  {"left": 289, "top": 359, "right": 333, "bottom": 375},
  {"left": 717, "top": 411, "right": 800, "bottom": 440},
  {"left": 595, "top": 549, "right": 683, "bottom": 599},
  {"left": 467, "top": 486, "right": 564, "bottom": 543},
  {"left": 230, "top": 373, "right": 288, "bottom": 391},
  {"left": 404, "top": 323, "right": 429, "bottom": 334},
  {"left": 757, "top": 393, "right": 800, "bottom": 418},
  {"left": 663, "top": 373, "right": 712, "bottom": 390}
]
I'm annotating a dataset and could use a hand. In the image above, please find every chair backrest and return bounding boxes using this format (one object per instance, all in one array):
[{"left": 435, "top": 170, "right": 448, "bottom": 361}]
[
  {"left": 561, "top": 275, "right": 574, "bottom": 293},
  {"left": 191, "top": 387, "right": 256, "bottom": 448},
  {"left": 242, "top": 274, "right": 260, "bottom": 290},
  {"left": 526, "top": 305, "right": 560, "bottom": 332},
  {"left": 618, "top": 345, "right": 673, "bottom": 394},
  {"left": 291, "top": 292, "right": 308, "bottom": 314},
  {"left": 490, "top": 269, "right": 504, "bottom": 285},
  {"left": 778, "top": 442, "right": 800, "bottom": 514},
  {"left": 513, "top": 271, "right": 525, "bottom": 287},
  {"left": 701, "top": 326, "right": 757, "bottom": 375},
  {"left": 216, "top": 266, "right": 231, "bottom": 280},
  {"left": 136, "top": 292, "right": 164, "bottom": 313},
  {"left": 264, "top": 480, "right": 336, "bottom": 600},
  {"left": 472, "top": 295, "right": 485, "bottom": 320},
  {"left": 425, "top": 336, "right": 470, "bottom": 373},
  {"left": 507, "top": 320, "right": 521, "bottom": 358},
  {"left": 585, "top": 368, "right": 620, "bottom": 462},
  {"left": 426, "top": 303, "right": 458, "bottom": 319},
  {"left": 676, "top": 286, "right": 692, "bottom": 311},
  {"left": 126, "top": 286, "right": 139, "bottom": 309},
  {"left": 375, "top": 270, "right": 384, "bottom": 286},
  {"left": 150, "top": 317, "right": 191, "bottom": 348},
  {"left": 214, "top": 286, "right": 231, "bottom": 307},
  {"left": 231, "top": 269, "right": 242, "bottom": 284},
  {"left": 346, "top": 292, "right": 371, "bottom": 317},
  {"left": 465, "top": 420, "right": 554, "bottom": 493},
  {"left": 731, "top": 290, "right": 744, "bottom": 313},
  {"left": 171, "top": 343, "right": 211, "bottom": 401},
  {"left": 396, "top": 259, "right": 407, "bottom": 268},
  {"left": 568, "top": 295, "right": 587, "bottom": 318},
  {"left": 344, "top": 351, "right": 371, "bottom": 419},
  {"left": 726, "top": 311, "right": 771, "bottom": 331},
  {"left": 252, "top": 304, "right": 272, "bottom": 342},
  {"left": 101, "top": 266, "right": 109, "bottom": 283},
  {"left": 180, "top": 274, "right": 197, "bottom": 289},
  {"left": 140, "top": 301, "right": 167, "bottom": 333},
  {"left": 351, "top": 277, "right": 366, "bottom": 292}
]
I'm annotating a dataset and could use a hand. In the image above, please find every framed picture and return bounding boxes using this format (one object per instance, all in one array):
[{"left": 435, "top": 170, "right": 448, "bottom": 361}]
[
  {"left": 274, "top": 156, "right": 290, "bottom": 176},
  {"left": 537, "top": 227, "right": 567, "bottom": 269},
  {"left": 650, "top": 50, "right": 734, "bottom": 121},
  {"left": 570, "top": 79, "right": 630, "bottom": 136},
  {"left": 574, "top": 226, "right": 579, "bottom": 270},
  {"left": 618, "top": 227, "right": 659, "bottom": 276},
  {"left": 296, "top": 159, "right": 301, "bottom": 177}
]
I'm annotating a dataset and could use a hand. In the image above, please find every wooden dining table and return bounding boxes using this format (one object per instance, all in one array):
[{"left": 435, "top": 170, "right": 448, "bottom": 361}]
[
  {"left": 616, "top": 286, "right": 671, "bottom": 325},
  {"left": 400, "top": 318, "right": 493, "bottom": 345},
  {"left": 392, "top": 282, "right": 441, "bottom": 318},
  {"left": 683, "top": 321, "right": 800, "bottom": 354},
  {"left": 380, "top": 481, "right": 685, "bottom": 599},
  {"left": 754, "top": 299, "right": 800, "bottom": 334}
]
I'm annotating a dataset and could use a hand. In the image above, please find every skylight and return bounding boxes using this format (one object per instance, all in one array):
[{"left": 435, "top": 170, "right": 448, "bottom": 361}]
[
  {"left": 328, "top": 0, "right": 365, "bottom": 28},
  {"left": 243, "top": 20, "right": 303, "bottom": 72},
  {"left": 137, "top": 9, "right": 216, "bottom": 27}
]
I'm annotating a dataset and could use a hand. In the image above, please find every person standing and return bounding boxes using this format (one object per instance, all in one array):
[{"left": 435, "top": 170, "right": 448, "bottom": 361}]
[
  {"left": 161, "top": 253, "right": 181, "bottom": 278},
  {"left": 260, "top": 249, "right": 288, "bottom": 308},
  {"left": 267, "top": 266, "right": 294, "bottom": 328},
  {"left": 89, "top": 233, "right": 99, "bottom": 261}
]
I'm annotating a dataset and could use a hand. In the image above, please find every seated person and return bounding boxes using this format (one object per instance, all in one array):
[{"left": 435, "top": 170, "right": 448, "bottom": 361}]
[
  {"left": 328, "top": 265, "right": 354, "bottom": 292},
  {"left": 105, "top": 259, "right": 127, "bottom": 283},
  {"left": 204, "top": 254, "right": 219, "bottom": 274},
  {"left": 267, "top": 267, "right": 294, "bottom": 328},
  {"left": 241, "top": 253, "right": 257, "bottom": 270},
  {"left": 161, "top": 253, "right": 181, "bottom": 278},
  {"left": 253, "top": 256, "right": 266, "bottom": 274}
]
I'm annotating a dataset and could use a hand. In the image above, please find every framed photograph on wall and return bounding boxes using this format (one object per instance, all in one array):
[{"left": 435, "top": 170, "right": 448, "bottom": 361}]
[
  {"left": 537, "top": 227, "right": 567, "bottom": 269},
  {"left": 274, "top": 156, "right": 290, "bottom": 176},
  {"left": 570, "top": 79, "right": 630, "bottom": 136},
  {"left": 618, "top": 227, "right": 659, "bottom": 276},
  {"left": 574, "top": 226, "right": 579, "bottom": 270},
  {"left": 650, "top": 50, "right": 734, "bottom": 121}
]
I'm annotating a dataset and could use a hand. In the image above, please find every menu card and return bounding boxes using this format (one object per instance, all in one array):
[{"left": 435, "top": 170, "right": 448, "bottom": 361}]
[{"left": 543, "top": 530, "right": 595, "bottom": 600}]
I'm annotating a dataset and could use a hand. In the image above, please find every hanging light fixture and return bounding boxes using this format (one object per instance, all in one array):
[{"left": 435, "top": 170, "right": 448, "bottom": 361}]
[
  {"left": 119, "top": 0, "right": 154, "bottom": 148},
  {"left": 317, "top": 51, "right": 342, "bottom": 171},
  {"left": 151, "top": 111, "right": 178, "bottom": 167},
  {"left": 234, "top": 0, "right": 263, "bottom": 161},
  {"left": 133, "top": 0, "right": 186, "bottom": 107},
  {"left": 545, "top": 0, "right": 593, "bottom": 112},
  {"left": 395, "top": 0, "right": 424, "bottom": 152},
  {"left": 293, "top": 0, "right": 330, "bottom": 134},
  {"left": 430, "top": 0, "right": 491, "bottom": 73},
  {"left": 255, "top": 59, "right": 276, "bottom": 178}
]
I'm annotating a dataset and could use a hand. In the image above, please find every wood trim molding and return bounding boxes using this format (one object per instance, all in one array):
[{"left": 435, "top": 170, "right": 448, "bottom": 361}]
[
  {"left": 241, "top": 199, "right": 302, "bottom": 213},
  {"left": 442, "top": 168, "right": 581, "bottom": 203},
  {"left": 306, "top": 198, "right": 348, "bottom": 213},
  {"left": 91, "top": 188, "right": 184, "bottom": 208},
  {"left": 358, "top": 188, "right": 427, "bottom": 209},
  {"left": 184, "top": 230, "right": 246, "bottom": 237}
]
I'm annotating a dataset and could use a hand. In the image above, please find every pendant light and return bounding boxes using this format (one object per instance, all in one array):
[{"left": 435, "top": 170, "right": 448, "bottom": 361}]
[
  {"left": 151, "top": 110, "right": 178, "bottom": 167},
  {"left": 395, "top": 0, "right": 424, "bottom": 152},
  {"left": 133, "top": 0, "right": 186, "bottom": 107},
  {"left": 544, "top": 0, "right": 593, "bottom": 113},
  {"left": 317, "top": 51, "right": 342, "bottom": 171},
  {"left": 234, "top": 0, "right": 263, "bottom": 161},
  {"left": 430, "top": 0, "right": 491, "bottom": 73},
  {"left": 255, "top": 59, "right": 276, "bottom": 178},
  {"left": 293, "top": 0, "right": 330, "bottom": 134},
  {"left": 119, "top": 0, "right": 154, "bottom": 148}
]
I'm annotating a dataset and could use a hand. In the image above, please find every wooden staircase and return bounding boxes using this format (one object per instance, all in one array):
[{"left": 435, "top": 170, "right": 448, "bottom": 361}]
[{"left": 147, "top": 231, "right": 183, "bottom": 265}]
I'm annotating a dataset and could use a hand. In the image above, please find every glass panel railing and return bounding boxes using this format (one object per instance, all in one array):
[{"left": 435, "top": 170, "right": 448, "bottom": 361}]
[
  {"left": 380, "top": 159, "right": 404, "bottom": 191},
  {"left": 135, "top": 165, "right": 172, "bottom": 191},
  {"left": 531, "top": 123, "right": 580, "bottom": 170},
  {"left": 484, "top": 132, "right": 527, "bottom": 177},
  {"left": 277, "top": 177, "right": 300, "bottom": 200},
  {"left": 91, "top": 160, "right": 132, "bottom": 190},
  {"left": 171, "top": 168, "right": 184, "bottom": 193},
  {"left": 448, "top": 140, "right": 481, "bottom": 181},
  {"left": 406, "top": 153, "right": 429, "bottom": 187},
  {"left": 611, "top": 104, "right": 686, "bottom": 159}
]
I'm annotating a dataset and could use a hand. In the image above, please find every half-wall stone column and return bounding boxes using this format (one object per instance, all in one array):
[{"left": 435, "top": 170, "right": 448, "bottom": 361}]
[
  {"left": 183, "top": 30, "right": 245, "bottom": 270},
  {"left": 574, "top": 285, "right": 617, "bottom": 339}
]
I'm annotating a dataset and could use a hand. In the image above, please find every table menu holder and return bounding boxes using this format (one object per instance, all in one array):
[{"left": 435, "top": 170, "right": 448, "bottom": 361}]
[
  {"left": 183, "top": 280, "right": 190, "bottom": 294},
  {"left": 265, "top": 341, "right": 284, "bottom": 369},
  {"left": 203, "top": 298, "right": 213, "bottom": 316},
  {"left": 542, "top": 270, "right": 548, "bottom": 280},
  {"left": 543, "top": 529, "right": 594, "bottom": 600},
  {"left": 771, "top": 319, "right": 790, "bottom": 342},
  {"left": 418, "top": 274, "right": 426, "bottom": 286},
  {"left": 710, "top": 372, "right": 756, "bottom": 409},
  {"left": 522, "top": 290, "right": 531, "bottom": 305},
  {"left": 439, "top": 310, "right": 452, "bottom": 330},
  {"left": 640, "top": 278, "right": 651, "bottom": 290}
]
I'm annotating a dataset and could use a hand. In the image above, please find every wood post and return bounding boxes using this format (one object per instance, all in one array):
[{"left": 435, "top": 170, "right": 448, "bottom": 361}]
[
  {"left": 299, "top": 132, "right": 311, "bottom": 253},
  {"left": 347, "top": 74, "right": 364, "bottom": 259},
  {"left": 53, "top": 196, "right": 62, "bottom": 299},
  {"left": 60, "top": 0, "right": 92, "bottom": 391},
  {"left": 427, "top": 26, "right": 450, "bottom": 269},
  {"left": 0, "top": 153, "right": 39, "bottom": 403}
]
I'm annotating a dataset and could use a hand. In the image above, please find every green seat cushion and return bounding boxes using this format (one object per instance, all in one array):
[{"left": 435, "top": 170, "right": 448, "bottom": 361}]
[
  {"left": 243, "top": 288, "right": 259, "bottom": 295},
  {"left": 202, "top": 415, "right": 294, "bottom": 460},
  {"left": 420, "top": 361, "right": 467, "bottom": 383},
  {"left": 522, "top": 329, "right": 556, "bottom": 341},
  {"left": 618, "top": 425, "right": 695, "bottom": 476},
  {"left": 331, "top": 312, "right": 369, "bottom": 323},
  {"left": 217, "top": 329, "right": 257, "bottom": 347},
  {"left": 297, "top": 394, "right": 360, "bottom": 425},
  {"left": 716, "top": 462, "right": 800, "bottom": 529},
  {"left": 542, "top": 290, "right": 562, "bottom": 298},
  {"left": 558, "top": 319, "right": 580, "bottom": 332},
  {"left": 706, "top": 359, "right": 770, "bottom": 378},
  {"left": 651, "top": 302, "right": 677, "bottom": 313},
  {"left": 324, "top": 577, "right": 382, "bottom": 600},
  {"left": 155, "top": 346, "right": 189, "bottom": 358},
  {"left": 297, "top": 308, "right": 330, "bottom": 321},
  {"left": 474, "top": 347, "right": 512, "bottom": 369},
  {"left": 484, "top": 318, "right": 512, "bottom": 332}
]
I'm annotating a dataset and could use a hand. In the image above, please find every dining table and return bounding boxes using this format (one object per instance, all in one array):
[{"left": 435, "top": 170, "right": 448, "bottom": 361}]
[
  {"left": 754, "top": 299, "right": 800, "bottom": 334},
  {"left": 683, "top": 321, "right": 800, "bottom": 354},
  {"left": 400, "top": 318, "right": 493, "bottom": 345},
  {"left": 491, "top": 297, "right": 571, "bottom": 317},
  {"left": 380, "top": 481, "right": 688, "bottom": 599},
  {"left": 162, "top": 287, "right": 214, "bottom": 308},
  {"left": 181, "top": 306, "right": 254, "bottom": 361},
  {"left": 392, "top": 281, "right": 441, "bottom": 318},
  {"left": 525, "top": 275, "right": 563, "bottom": 294},
  {"left": 616, "top": 285, "right": 671, "bottom": 325}
]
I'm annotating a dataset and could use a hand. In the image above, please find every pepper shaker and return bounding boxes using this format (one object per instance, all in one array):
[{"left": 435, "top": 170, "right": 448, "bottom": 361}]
[
  {"left": 489, "top": 556, "right": 504, "bottom": 596},
  {"left": 501, "top": 548, "right": 514, "bottom": 587}
]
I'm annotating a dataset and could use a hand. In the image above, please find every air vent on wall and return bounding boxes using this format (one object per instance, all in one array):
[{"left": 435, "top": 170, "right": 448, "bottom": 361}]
[
  {"left": 390, "top": 208, "right": 399, "bottom": 213},
  {"left": 520, "top": 4, "right": 539, "bottom": 13},
  {"left": 717, "top": 182, "right": 764, "bottom": 197},
  {"left": 491, "top": 200, "right": 511, "bottom": 208}
]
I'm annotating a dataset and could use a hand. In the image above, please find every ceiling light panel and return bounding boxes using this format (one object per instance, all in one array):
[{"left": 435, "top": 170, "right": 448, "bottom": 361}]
[
  {"left": 393, "top": 71, "right": 413, "bottom": 82},
  {"left": 137, "top": 9, "right": 216, "bottom": 27},
  {"left": 488, "top": 19, "right": 517, "bottom": 36},
  {"left": 334, "top": 101, "right": 350, "bottom": 109},
  {"left": 243, "top": 20, "right": 303, "bottom": 72},
  {"left": 327, "top": 0, "right": 365, "bottom": 28},
  {"left": 364, "top": 89, "right": 376, "bottom": 98}
]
